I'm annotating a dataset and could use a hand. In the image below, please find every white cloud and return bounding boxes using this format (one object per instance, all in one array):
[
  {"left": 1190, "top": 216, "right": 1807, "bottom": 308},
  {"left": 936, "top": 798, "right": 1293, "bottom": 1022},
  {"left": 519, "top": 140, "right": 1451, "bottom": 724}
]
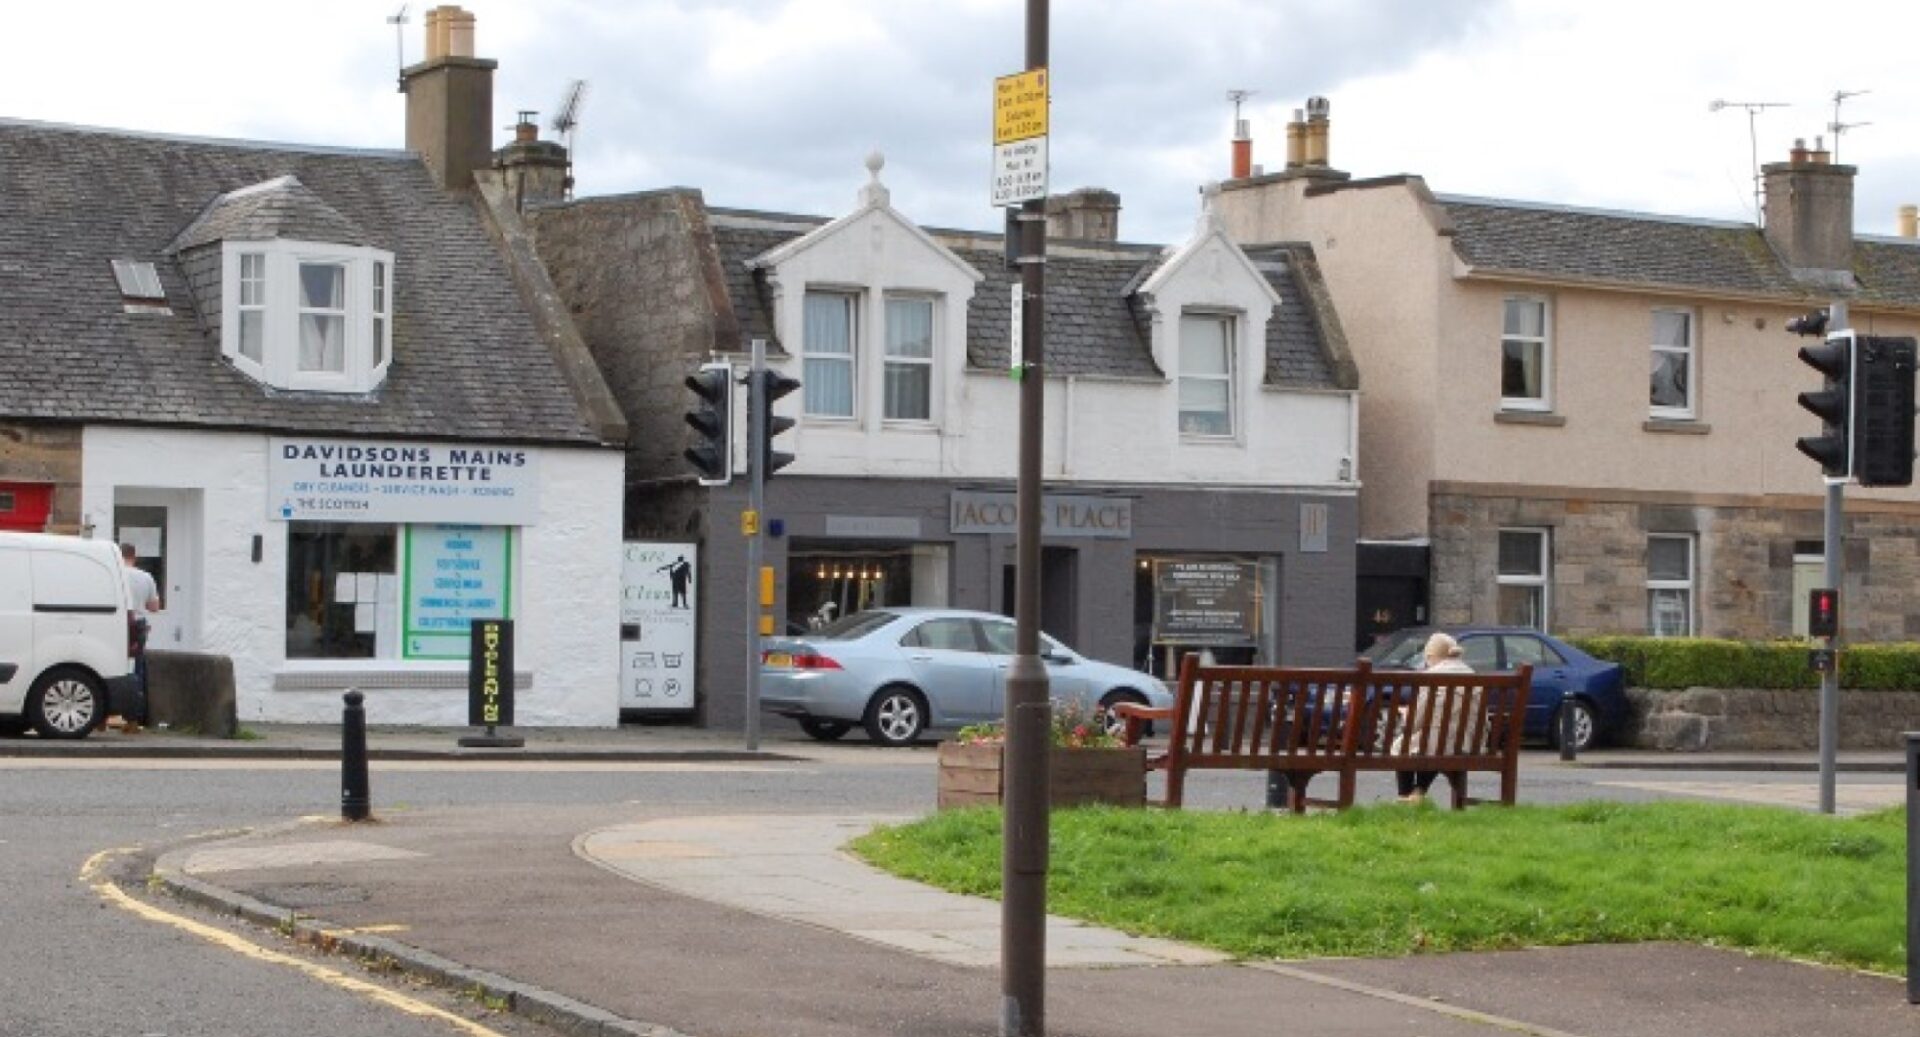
[{"left": 4, "top": 1, "right": 1916, "bottom": 240}]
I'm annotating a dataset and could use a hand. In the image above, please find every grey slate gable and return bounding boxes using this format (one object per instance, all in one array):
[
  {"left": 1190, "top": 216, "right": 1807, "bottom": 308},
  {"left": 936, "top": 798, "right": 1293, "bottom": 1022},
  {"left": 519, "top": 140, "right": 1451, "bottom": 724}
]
[
  {"left": 0, "top": 118, "right": 600, "bottom": 445},
  {"left": 704, "top": 209, "right": 1347, "bottom": 389}
]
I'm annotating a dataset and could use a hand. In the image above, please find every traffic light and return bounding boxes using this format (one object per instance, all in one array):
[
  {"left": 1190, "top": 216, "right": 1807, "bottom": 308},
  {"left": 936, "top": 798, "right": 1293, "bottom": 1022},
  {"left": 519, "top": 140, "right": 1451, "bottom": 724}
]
[
  {"left": 683, "top": 361, "right": 734, "bottom": 485},
  {"left": 1852, "top": 335, "right": 1917, "bottom": 488},
  {"left": 752, "top": 368, "right": 802, "bottom": 478},
  {"left": 1794, "top": 331, "right": 1853, "bottom": 478},
  {"left": 1808, "top": 588, "right": 1839, "bottom": 638}
]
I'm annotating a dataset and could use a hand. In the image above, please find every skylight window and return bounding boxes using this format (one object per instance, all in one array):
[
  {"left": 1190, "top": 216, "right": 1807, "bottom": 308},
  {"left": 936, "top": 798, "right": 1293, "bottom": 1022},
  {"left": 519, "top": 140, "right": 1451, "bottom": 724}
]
[
  {"left": 111, "top": 259, "right": 165, "bottom": 301},
  {"left": 110, "top": 259, "right": 171, "bottom": 315}
]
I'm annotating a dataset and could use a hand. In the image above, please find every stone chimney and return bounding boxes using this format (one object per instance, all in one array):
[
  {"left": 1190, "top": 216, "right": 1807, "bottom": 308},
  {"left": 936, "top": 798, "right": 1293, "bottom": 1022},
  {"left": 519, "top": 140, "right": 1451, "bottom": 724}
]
[
  {"left": 1045, "top": 188, "right": 1121, "bottom": 242},
  {"left": 1762, "top": 137, "right": 1856, "bottom": 289},
  {"left": 402, "top": 5, "right": 497, "bottom": 191},
  {"left": 1303, "top": 96, "right": 1330, "bottom": 168},
  {"left": 495, "top": 111, "right": 570, "bottom": 210}
]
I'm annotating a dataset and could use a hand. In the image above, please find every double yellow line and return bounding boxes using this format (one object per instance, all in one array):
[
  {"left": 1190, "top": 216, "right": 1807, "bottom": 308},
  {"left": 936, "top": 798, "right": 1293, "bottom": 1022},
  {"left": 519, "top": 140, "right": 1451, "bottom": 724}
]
[{"left": 80, "top": 848, "right": 506, "bottom": 1037}]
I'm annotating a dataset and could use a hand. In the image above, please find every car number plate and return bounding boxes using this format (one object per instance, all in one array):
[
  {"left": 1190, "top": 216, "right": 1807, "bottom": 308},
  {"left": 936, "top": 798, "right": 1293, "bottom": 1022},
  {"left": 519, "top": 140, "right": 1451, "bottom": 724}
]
[{"left": 765, "top": 652, "right": 794, "bottom": 668}]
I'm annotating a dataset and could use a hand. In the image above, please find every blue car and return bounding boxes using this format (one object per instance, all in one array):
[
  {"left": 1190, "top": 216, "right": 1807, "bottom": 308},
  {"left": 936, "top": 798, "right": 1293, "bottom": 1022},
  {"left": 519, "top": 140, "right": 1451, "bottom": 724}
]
[{"left": 1360, "top": 627, "right": 1629, "bottom": 751}]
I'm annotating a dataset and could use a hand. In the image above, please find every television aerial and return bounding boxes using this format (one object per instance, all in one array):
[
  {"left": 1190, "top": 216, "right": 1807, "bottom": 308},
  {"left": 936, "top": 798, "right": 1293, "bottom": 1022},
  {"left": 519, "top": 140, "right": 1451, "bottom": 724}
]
[
  {"left": 386, "top": 4, "right": 410, "bottom": 93},
  {"left": 551, "top": 80, "right": 589, "bottom": 200},
  {"left": 1709, "top": 98, "right": 1789, "bottom": 224},
  {"left": 1829, "top": 88, "right": 1871, "bottom": 163}
]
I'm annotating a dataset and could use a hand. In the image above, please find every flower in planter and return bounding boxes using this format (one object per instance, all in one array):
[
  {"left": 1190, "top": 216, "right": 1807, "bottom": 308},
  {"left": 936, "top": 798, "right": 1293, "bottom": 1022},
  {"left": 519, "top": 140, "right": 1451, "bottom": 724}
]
[{"left": 953, "top": 698, "right": 1122, "bottom": 749}]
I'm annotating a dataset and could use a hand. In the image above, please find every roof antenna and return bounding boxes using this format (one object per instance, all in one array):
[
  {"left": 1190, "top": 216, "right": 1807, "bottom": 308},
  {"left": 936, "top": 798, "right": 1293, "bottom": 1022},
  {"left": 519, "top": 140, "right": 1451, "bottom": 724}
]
[
  {"left": 551, "top": 80, "right": 589, "bottom": 201},
  {"left": 1829, "top": 88, "right": 1870, "bottom": 164},
  {"left": 1709, "top": 98, "right": 1789, "bottom": 226},
  {"left": 387, "top": 4, "right": 410, "bottom": 93}
]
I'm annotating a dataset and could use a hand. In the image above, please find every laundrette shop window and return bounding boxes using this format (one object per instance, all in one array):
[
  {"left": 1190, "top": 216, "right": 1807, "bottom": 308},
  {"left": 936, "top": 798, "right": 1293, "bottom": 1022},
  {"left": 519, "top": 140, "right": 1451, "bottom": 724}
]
[{"left": 286, "top": 522, "right": 512, "bottom": 660}]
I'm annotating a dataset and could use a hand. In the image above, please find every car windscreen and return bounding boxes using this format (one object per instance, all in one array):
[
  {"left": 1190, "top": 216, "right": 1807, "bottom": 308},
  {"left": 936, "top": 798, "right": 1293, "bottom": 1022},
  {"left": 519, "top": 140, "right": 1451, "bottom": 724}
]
[
  {"left": 810, "top": 610, "right": 898, "bottom": 640},
  {"left": 1361, "top": 630, "right": 1426, "bottom": 668}
]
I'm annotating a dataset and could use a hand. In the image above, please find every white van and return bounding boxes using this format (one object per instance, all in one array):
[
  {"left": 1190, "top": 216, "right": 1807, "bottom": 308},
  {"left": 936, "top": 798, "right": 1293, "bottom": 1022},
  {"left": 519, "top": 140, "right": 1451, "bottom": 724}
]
[{"left": 0, "top": 533, "right": 134, "bottom": 739}]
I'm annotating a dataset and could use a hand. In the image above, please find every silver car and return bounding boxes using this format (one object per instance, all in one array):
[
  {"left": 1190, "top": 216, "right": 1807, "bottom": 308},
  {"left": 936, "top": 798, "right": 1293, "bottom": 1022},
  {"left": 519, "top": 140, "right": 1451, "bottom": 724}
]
[{"left": 761, "top": 608, "right": 1174, "bottom": 746}]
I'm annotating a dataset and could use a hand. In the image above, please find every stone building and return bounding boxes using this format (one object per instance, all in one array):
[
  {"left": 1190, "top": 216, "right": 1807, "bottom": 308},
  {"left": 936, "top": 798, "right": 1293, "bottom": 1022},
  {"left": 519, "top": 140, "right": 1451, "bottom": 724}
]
[
  {"left": 1216, "top": 102, "right": 1920, "bottom": 643},
  {"left": 524, "top": 162, "right": 1363, "bottom": 731}
]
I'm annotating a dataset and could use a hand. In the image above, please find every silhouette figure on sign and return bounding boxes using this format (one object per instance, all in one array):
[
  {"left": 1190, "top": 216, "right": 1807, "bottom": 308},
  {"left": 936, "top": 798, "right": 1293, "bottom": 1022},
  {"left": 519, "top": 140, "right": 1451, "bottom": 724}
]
[{"left": 657, "top": 555, "right": 693, "bottom": 608}]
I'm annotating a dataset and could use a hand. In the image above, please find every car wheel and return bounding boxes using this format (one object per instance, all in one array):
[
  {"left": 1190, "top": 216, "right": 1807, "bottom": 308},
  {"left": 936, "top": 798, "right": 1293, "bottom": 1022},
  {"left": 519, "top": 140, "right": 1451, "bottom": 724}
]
[
  {"left": 1098, "top": 690, "right": 1149, "bottom": 739},
  {"left": 1551, "top": 698, "right": 1599, "bottom": 753},
  {"left": 799, "top": 718, "right": 852, "bottom": 742},
  {"left": 863, "top": 686, "right": 927, "bottom": 747},
  {"left": 28, "top": 668, "right": 103, "bottom": 740}
]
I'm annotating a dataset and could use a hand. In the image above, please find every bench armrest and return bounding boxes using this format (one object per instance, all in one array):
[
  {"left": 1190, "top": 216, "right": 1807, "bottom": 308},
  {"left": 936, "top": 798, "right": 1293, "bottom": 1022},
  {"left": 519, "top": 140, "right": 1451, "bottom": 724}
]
[{"left": 1111, "top": 702, "right": 1172, "bottom": 746}]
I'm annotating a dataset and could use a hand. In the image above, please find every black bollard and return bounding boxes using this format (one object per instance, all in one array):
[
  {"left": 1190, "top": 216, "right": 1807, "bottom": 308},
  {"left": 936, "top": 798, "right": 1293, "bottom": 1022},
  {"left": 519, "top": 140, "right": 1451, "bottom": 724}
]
[
  {"left": 341, "top": 689, "right": 371, "bottom": 822},
  {"left": 1265, "top": 770, "right": 1291, "bottom": 810},
  {"left": 1558, "top": 697, "right": 1578, "bottom": 763},
  {"left": 1907, "top": 732, "right": 1918, "bottom": 1004}
]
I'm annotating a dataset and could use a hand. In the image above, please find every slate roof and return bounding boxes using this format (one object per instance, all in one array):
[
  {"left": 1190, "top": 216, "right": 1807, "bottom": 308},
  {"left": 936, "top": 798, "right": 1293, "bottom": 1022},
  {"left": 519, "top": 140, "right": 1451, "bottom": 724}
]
[
  {"left": 1436, "top": 194, "right": 1920, "bottom": 310},
  {"left": 704, "top": 209, "right": 1346, "bottom": 389},
  {"left": 0, "top": 118, "right": 602, "bottom": 444},
  {"left": 168, "top": 174, "right": 374, "bottom": 254}
]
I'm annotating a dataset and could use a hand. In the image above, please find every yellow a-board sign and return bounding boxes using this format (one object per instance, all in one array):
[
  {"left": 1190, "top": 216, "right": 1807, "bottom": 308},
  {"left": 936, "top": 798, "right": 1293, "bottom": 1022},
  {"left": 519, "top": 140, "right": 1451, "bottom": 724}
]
[{"left": 994, "top": 68, "right": 1048, "bottom": 145}]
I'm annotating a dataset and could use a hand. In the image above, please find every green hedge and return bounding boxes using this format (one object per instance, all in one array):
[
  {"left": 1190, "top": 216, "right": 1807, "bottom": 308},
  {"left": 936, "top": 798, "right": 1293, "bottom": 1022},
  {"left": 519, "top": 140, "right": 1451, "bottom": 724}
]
[{"left": 1567, "top": 636, "right": 1920, "bottom": 691}]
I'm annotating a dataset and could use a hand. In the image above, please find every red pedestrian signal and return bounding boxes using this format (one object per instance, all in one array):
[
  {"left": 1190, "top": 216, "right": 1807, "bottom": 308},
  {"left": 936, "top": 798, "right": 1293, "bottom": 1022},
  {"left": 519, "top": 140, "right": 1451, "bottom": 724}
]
[{"left": 1808, "top": 588, "right": 1838, "bottom": 639}]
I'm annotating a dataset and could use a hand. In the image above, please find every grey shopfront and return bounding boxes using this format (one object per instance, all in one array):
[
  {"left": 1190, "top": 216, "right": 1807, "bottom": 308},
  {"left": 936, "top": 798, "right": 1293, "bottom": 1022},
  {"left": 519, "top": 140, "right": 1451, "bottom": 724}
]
[{"left": 639, "top": 476, "right": 1356, "bottom": 730}]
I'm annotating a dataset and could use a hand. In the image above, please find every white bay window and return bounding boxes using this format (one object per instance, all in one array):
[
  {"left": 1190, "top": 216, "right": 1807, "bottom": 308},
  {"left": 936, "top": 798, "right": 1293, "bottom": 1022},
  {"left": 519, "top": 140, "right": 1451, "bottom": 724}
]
[{"left": 222, "top": 240, "right": 393, "bottom": 393}]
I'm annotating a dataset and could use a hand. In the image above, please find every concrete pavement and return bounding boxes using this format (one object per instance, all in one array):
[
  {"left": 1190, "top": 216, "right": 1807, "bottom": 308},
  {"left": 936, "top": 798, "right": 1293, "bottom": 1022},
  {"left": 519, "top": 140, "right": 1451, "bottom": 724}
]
[{"left": 145, "top": 799, "right": 1916, "bottom": 1037}]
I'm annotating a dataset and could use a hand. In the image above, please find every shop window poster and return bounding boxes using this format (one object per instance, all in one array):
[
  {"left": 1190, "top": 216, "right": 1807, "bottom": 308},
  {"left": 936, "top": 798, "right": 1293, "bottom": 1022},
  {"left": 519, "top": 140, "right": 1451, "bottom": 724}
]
[
  {"left": 1154, "top": 558, "right": 1259, "bottom": 646},
  {"left": 403, "top": 524, "right": 512, "bottom": 659},
  {"left": 620, "top": 542, "right": 697, "bottom": 711}
]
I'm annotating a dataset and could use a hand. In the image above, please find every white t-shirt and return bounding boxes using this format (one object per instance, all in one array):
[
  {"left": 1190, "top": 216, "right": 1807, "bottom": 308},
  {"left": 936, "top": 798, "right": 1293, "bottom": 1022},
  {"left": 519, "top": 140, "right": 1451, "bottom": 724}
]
[{"left": 124, "top": 565, "right": 160, "bottom": 620}]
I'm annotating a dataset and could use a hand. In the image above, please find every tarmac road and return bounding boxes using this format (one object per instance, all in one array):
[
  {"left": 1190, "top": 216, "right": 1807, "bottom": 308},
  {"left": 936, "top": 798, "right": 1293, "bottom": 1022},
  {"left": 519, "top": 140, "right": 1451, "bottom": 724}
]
[{"left": 1, "top": 732, "right": 1911, "bottom": 1036}]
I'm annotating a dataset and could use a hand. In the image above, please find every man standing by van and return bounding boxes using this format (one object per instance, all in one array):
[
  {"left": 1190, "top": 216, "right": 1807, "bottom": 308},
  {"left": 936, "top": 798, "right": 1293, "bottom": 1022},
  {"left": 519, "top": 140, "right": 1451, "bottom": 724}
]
[{"left": 117, "top": 543, "right": 160, "bottom": 733}]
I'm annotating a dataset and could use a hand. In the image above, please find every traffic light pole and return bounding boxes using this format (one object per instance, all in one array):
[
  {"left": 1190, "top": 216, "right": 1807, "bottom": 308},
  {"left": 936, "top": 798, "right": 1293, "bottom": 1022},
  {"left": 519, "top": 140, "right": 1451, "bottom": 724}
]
[
  {"left": 1002, "top": 2, "right": 1050, "bottom": 1034},
  {"left": 1819, "top": 302, "right": 1846, "bottom": 815},
  {"left": 745, "top": 336, "right": 766, "bottom": 752}
]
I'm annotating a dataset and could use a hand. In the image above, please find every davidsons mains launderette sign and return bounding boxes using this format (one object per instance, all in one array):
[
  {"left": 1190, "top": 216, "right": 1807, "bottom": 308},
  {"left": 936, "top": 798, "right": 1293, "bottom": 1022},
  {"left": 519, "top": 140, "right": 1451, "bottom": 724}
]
[
  {"left": 267, "top": 437, "right": 541, "bottom": 525},
  {"left": 948, "top": 490, "right": 1132, "bottom": 539}
]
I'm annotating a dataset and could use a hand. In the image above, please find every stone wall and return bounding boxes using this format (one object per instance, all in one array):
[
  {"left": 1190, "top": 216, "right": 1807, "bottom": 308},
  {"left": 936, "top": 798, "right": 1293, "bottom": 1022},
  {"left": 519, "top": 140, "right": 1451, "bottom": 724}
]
[
  {"left": 1431, "top": 487, "right": 1920, "bottom": 640},
  {"left": 1624, "top": 687, "right": 1920, "bottom": 750},
  {"left": 528, "top": 189, "right": 736, "bottom": 482},
  {"left": 0, "top": 422, "right": 83, "bottom": 532}
]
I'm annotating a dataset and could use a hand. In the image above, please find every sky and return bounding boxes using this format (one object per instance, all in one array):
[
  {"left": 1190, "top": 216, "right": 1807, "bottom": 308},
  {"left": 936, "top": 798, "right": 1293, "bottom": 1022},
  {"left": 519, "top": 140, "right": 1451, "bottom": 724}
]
[{"left": 6, "top": 0, "right": 1919, "bottom": 244}]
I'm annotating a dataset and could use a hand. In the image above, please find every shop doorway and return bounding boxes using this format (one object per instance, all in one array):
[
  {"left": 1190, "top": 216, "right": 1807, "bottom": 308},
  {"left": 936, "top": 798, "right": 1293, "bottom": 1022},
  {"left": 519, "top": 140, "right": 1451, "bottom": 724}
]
[
  {"left": 1355, "top": 541, "right": 1430, "bottom": 651},
  {"left": 114, "top": 489, "right": 202, "bottom": 651},
  {"left": 999, "top": 547, "right": 1077, "bottom": 646}
]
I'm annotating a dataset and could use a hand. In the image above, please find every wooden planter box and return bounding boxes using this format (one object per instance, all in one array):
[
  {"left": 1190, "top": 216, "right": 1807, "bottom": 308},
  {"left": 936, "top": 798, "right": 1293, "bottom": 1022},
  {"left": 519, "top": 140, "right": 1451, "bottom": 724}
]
[{"left": 937, "top": 741, "right": 1147, "bottom": 810}]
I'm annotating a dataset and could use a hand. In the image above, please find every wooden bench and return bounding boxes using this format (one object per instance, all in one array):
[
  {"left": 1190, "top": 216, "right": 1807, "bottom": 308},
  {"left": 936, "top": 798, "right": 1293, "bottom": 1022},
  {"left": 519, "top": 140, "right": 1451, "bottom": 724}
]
[{"left": 1113, "top": 656, "right": 1532, "bottom": 811}]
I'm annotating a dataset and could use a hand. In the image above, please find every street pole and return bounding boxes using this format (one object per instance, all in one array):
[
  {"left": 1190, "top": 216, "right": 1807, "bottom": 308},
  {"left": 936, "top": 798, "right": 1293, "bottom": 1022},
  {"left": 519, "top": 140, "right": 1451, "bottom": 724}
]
[
  {"left": 745, "top": 337, "right": 766, "bottom": 752},
  {"left": 1001, "top": 1, "right": 1050, "bottom": 1034},
  {"left": 1819, "top": 302, "right": 1847, "bottom": 814}
]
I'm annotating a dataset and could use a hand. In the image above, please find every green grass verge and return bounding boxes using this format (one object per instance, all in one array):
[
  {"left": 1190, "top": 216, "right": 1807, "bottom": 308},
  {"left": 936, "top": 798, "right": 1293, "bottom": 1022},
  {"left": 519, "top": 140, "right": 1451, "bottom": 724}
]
[{"left": 849, "top": 802, "right": 1907, "bottom": 973}]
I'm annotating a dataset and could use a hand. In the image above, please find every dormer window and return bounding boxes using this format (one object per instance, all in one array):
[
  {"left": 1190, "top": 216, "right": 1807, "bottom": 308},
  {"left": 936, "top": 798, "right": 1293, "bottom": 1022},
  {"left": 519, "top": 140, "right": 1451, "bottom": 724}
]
[{"left": 221, "top": 240, "right": 393, "bottom": 393}]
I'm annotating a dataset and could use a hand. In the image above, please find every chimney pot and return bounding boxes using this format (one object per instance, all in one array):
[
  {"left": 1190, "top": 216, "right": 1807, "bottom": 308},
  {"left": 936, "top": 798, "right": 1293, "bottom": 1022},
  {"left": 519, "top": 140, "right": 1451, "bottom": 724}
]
[
  {"left": 1285, "top": 112, "right": 1305, "bottom": 169},
  {"left": 1898, "top": 204, "right": 1918, "bottom": 239},
  {"left": 1231, "top": 118, "right": 1252, "bottom": 179},
  {"left": 447, "top": 7, "right": 476, "bottom": 58}
]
